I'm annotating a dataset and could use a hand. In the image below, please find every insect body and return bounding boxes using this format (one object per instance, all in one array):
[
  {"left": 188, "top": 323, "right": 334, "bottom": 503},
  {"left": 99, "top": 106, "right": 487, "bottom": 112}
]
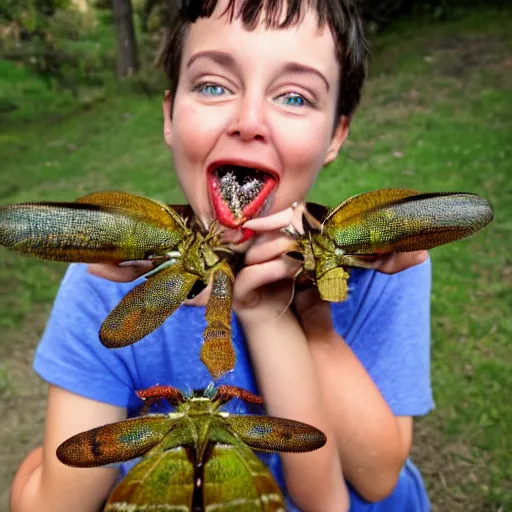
[
  {"left": 57, "top": 384, "right": 327, "bottom": 511},
  {"left": 288, "top": 189, "right": 494, "bottom": 301},
  {"left": 0, "top": 191, "right": 237, "bottom": 378}
]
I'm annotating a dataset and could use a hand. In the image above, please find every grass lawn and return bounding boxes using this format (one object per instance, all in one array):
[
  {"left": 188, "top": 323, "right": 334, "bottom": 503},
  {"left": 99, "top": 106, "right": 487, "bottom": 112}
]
[{"left": 0, "top": 6, "right": 511, "bottom": 510}]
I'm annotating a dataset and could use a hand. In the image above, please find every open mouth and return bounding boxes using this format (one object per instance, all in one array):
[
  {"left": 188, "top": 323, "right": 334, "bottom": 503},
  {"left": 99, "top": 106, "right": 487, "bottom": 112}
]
[{"left": 208, "top": 164, "right": 277, "bottom": 228}]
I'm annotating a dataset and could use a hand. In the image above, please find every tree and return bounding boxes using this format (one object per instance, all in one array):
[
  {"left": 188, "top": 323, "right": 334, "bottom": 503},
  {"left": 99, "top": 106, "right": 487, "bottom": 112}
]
[
  {"left": 140, "top": 0, "right": 179, "bottom": 33},
  {"left": 111, "top": 0, "right": 138, "bottom": 76}
]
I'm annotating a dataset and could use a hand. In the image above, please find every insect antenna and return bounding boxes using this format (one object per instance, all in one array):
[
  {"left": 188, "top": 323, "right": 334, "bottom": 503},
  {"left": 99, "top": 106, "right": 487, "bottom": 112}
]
[{"left": 272, "top": 278, "right": 298, "bottom": 323}]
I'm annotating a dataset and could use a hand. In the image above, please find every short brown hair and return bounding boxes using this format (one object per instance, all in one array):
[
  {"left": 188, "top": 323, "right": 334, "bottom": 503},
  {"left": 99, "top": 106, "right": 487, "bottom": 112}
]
[{"left": 157, "top": 0, "right": 369, "bottom": 119}]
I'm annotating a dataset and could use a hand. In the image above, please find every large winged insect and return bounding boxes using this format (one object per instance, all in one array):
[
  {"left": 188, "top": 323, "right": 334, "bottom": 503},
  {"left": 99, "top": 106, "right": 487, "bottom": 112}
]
[
  {"left": 57, "top": 384, "right": 327, "bottom": 511},
  {"left": 285, "top": 189, "right": 494, "bottom": 301},
  {"left": 0, "top": 191, "right": 239, "bottom": 378}
]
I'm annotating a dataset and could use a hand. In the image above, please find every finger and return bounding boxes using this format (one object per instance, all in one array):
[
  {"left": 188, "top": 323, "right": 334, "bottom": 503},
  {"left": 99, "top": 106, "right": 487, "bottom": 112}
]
[
  {"left": 243, "top": 208, "right": 294, "bottom": 231},
  {"left": 374, "top": 250, "right": 429, "bottom": 274},
  {"left": 234, "top": 258, "right": 302, "bottom": 302},
  {"left": 244, "top": 232, "right": 297, "bottom": 266},
  {"left": 87, "top": 262, "right": 152, "bottom": 283},
  {"left": 243, "top": 203, "right": 306, "bottom": 234}
]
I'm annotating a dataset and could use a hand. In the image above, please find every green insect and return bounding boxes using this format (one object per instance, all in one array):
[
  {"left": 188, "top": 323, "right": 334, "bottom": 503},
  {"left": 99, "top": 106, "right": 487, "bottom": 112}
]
[
  {"left": 57, "top": 384, "right": 327, "bottom": 511},
  {"left": 285, "top": 189, "right": 494, "bottom": 301},
  {"left": 0, "top": 191, "right": 238, "bottom": 378}
]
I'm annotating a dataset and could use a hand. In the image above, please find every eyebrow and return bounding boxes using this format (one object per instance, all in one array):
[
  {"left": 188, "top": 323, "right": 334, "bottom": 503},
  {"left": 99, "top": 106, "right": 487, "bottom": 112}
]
[
  {"left": 187, "top": 51, "right": 330, "bottom": 91},
  {"left": 187, "top": 51, "right": 237, "bottom": 71},
  {"left": 281, "top": 62, "right": 330, "bottom": 91}
]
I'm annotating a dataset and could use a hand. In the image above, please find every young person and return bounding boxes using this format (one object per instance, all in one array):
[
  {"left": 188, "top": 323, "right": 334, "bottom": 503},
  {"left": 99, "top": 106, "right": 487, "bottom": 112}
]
[{"left": 11, "top": 1, "right": 432, "bottom": 510}]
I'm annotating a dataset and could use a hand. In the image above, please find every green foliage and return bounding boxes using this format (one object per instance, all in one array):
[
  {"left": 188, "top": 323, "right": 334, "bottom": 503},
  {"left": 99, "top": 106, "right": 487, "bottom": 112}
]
[
  {"left": 361, "top": 0, "right": 507, "bottom": 29},
  {"left": 1, "top": 0, "right": 114, "bottom": 93},
  {"left": 0, "top": 0, "right": 72, "bottom": 30},
  {"left": 138, "top": 0, "right": 178, "bottom": 33},
  {"left": 91, "top": 0, "right": 112, "bottom": 9}
]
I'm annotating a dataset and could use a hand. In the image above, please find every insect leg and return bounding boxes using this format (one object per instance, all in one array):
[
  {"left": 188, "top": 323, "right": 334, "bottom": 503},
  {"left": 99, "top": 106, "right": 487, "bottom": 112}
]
[
  {"left": 215, "top": 385, "right": 263, "bottom": 405},
  {"left": 136, "top": 385, "right": 185, "bottom": 412},
  {"left": 201, "top": 261, "right": 235, "bottom": 379}
]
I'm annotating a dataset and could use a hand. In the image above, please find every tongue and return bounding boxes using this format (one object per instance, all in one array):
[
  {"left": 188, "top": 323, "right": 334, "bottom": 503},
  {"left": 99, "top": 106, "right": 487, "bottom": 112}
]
[{"left": 208, "top": 166, "right": 275, "bottom": 228}]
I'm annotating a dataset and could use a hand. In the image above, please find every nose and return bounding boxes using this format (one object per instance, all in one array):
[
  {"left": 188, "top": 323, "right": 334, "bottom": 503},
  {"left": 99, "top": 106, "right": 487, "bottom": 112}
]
[{"left": 227, "top": 94, "right": 269, "bottom": 142}]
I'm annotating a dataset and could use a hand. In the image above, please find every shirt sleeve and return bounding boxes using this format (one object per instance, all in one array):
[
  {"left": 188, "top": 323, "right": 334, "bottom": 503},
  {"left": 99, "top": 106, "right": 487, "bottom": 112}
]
[
  {"left": 33, "top": 263, "right": 139, "bottom": 408},
  {"left": 333, "top": 258, "right": 434, "bottom": 416}
]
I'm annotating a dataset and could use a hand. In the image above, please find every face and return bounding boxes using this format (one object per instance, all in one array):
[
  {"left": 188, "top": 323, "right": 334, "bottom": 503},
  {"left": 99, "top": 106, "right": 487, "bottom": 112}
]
[{"left": 163, "top": 1, "right": 349, "bottom": 246}]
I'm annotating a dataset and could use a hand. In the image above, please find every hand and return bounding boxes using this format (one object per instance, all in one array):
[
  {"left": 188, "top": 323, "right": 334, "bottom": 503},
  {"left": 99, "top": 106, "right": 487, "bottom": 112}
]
[
  {"left": 242, "top": 203, "right": 429, "bottom": 275},
  {"left": 88, "top": 261, "right": 213, "bottom": 306},
  {"left": 87, "top": 249, "right": 427, "bottom": 283},
  {"left": 232, "top": 205, "right": 305, "bottom": 324},
  {"left": 87, "top": 261, "right": 153, "bottom": 282},
  {"left": 369, "top": 250, "right": 429, "bottom": 274}
]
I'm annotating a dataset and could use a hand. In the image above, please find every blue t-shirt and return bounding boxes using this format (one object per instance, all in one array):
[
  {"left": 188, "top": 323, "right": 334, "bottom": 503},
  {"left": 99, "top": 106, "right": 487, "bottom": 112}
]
[{"left": 34, "top": 260, "right": 434, "bottom": 511}]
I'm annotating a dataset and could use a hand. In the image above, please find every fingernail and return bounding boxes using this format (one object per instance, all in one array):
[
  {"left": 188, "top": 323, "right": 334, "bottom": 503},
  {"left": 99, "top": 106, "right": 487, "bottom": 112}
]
[{"left": 242, "top": 219, "right": 258, "bottom": 228}]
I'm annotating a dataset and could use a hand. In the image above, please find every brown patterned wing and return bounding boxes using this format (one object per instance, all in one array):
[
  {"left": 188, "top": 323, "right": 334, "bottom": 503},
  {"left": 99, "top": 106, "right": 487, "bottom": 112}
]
[
  {"left": 225, "top": 415, "right": 327, "bottom": 453},
  {"left": 56, "top": 416, "right": 171, "bottom": 468},
  {"left": 100, "top": 262, "right": 198, "bottom": 348}
]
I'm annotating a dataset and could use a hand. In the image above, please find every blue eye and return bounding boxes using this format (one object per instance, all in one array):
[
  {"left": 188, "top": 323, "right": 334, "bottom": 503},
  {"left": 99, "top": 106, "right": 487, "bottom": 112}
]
[
  {"left": 197, "top": 83, "right": 227, "bottom": 96},
  {"left": 277, "top": 93, "right": 308, "bottom": 107}
]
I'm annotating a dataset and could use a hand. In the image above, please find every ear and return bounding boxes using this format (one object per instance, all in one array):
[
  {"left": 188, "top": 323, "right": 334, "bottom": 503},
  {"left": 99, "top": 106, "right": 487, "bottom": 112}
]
[
  {"left": 163, "top": 90, "right": 173, "bottom": 148},
  {"left": 324, "top": 115, "right": 350, "bottom": 166}
]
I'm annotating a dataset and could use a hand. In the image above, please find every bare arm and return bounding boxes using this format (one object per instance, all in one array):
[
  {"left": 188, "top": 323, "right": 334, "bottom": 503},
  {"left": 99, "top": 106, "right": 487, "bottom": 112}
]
[
  {"left": 11, "top": 385, "right": 126, "bottom": 512},
  {"left": 233, "top": 264, "right": 349, "bottom": 512},
  {"left": 294, "top": 289, "right": 413, "bottom": 502}
]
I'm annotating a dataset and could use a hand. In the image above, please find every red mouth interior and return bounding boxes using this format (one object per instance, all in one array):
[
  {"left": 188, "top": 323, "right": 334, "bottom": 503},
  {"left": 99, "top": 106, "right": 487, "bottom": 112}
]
[{"left": 208, "top": 165, "right": 277, "bottom": 228}]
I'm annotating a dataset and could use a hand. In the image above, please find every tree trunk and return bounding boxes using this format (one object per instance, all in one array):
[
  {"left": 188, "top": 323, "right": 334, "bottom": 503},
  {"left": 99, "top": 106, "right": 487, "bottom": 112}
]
[{"left": 111, "top": 0, "right": 138, "bottom": 76}]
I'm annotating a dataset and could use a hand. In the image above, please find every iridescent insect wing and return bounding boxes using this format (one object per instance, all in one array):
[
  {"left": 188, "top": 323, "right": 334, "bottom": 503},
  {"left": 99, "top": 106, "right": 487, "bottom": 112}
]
[
  {"left": 100, "top": 262, "right": 198, "bottom": 348},
  {"left": 56, "top": 415, "right": 171, "bottom": 468},
  {"left": 322, "top": 188, "right": 419, "bottom": 226},
  {"left": 0, "top": 191, "right": 185, "bottom": 262},
  {"left": 204, "top": 424, "right": 286, "bottom": 511},
  {"left": 323, "top": 189, "right": 493, "bottom": 254},
  {"left": 321, "top": 188, "right": 419, "bottom": 253},
  {"left": 76, "top": 191, "right": 189, "bottom": 232}
]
